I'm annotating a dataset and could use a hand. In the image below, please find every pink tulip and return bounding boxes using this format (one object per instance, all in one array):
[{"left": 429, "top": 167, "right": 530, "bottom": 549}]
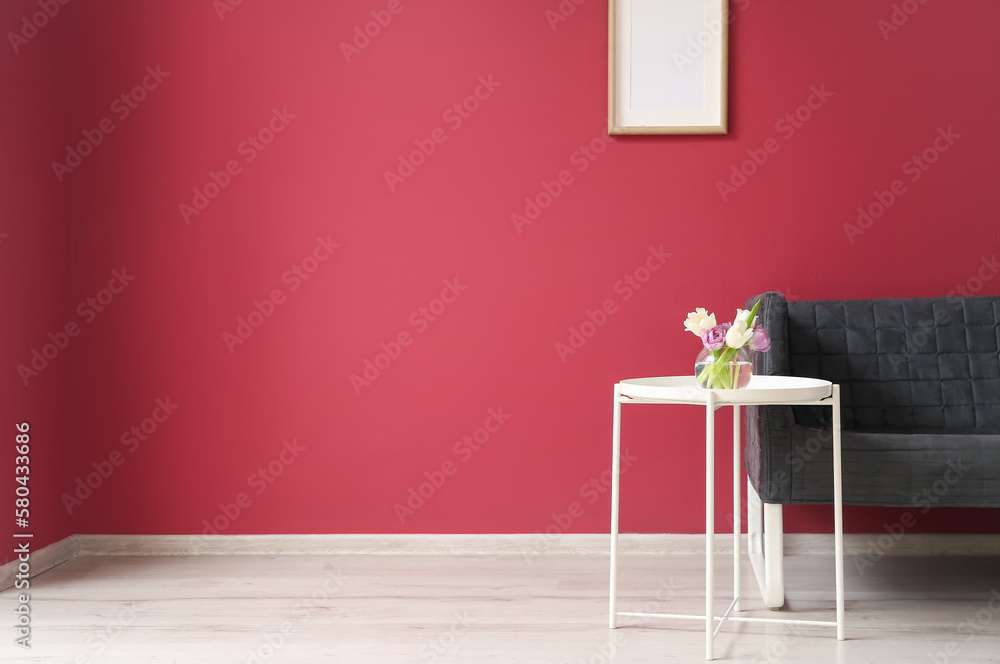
[
  {"left": 701, "top": 325, "right": 726, "bottom": 350},
  {"left": 748, "top": 326, "right": 771, "bottom": 352}
]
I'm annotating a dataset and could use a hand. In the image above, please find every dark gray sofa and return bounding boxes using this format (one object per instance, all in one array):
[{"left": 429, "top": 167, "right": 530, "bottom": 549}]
[{"left": 744, "top": 291, "right": 1000, "bottom": 509}]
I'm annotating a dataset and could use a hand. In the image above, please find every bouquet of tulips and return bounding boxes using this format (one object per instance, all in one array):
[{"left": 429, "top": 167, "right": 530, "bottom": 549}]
[{"left": 684, "top": 299, "right": 770, "bottom": 389}]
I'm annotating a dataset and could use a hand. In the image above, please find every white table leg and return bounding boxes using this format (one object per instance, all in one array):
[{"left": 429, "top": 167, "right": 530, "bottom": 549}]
[
  {"left": 733, "top": 405, "right": 741, "bottom": 613},
  {"left": 832, "top": 384, "right": 845, "bottom": 640},
  {"left": 705, "top": 390, "right": 715, "bottom": 661},
  {"left": 609, "top": 383, "right": 622, "bottom": 629},
  {"left": 606, "top": 378, "right": 843, "bottom": 653}
]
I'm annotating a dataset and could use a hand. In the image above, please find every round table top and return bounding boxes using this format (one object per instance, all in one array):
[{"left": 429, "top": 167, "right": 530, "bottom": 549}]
[{"left": 618, "top": 375, "right": 833, "bottom": 405}]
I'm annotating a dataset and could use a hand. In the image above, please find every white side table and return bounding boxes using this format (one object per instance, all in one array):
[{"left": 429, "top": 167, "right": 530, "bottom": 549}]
[{"left": 608, "top": 375, "right": 845, "bottom": 661}]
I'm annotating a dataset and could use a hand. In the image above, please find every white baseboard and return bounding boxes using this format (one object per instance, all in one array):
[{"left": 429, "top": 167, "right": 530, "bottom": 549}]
[
  {"left": 4, "top": 532, "right": 998, "bottom": 591},
  {"left": 76, "top": 532, "right": 1000, "bottom": 557},
  {"left": 77, "top": 533, "right": 760, "bottom": 557},
  {"left": 0, "top": 534, "right": 78, "bottom": 592}
]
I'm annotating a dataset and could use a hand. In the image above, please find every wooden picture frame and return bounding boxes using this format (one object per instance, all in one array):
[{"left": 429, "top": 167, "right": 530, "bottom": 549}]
[{"left": 609, "top": 0, "right": 728, "bottom": 135}]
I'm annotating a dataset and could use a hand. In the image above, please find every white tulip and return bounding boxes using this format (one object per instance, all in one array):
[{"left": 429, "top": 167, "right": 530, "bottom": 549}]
[
  {"left": 725, "top": 320, "right": 753, "bottom": 348},
  {"left": 684, "top": 308, "right": 717, "bottom": 336}
]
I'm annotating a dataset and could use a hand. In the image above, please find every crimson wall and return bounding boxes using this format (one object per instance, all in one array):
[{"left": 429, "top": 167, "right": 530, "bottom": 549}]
[{"left": 3, "top": 0, "right": 998, "bottom": 561}]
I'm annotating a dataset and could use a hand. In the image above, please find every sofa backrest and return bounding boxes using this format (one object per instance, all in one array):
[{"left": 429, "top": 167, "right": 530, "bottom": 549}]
[{"left": 748, "top": 292, "right": 1000, "bottom": 434}]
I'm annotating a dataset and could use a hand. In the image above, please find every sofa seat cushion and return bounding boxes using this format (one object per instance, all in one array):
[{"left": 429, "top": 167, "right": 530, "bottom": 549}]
[{"left": 757, "top": 423, "right": 1000, "bottom": 508}]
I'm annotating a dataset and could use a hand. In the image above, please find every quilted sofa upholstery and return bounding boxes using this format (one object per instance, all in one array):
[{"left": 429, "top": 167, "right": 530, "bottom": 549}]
[{"left": 744, "top": 291, "right": 1000, "bottom": 507}]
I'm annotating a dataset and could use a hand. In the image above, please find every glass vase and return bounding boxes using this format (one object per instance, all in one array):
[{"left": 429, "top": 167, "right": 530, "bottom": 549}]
[{"left": 695, "top": 347, "right": 752, "bottom": 389}]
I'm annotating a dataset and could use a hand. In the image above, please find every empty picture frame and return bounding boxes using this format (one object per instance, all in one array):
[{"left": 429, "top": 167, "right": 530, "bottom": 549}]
[{"left": 609, "top": 0, "right": 728, "bottom": 134}]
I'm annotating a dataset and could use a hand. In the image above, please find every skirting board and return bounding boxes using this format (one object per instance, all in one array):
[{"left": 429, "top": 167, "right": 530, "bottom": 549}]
[
  {"left": 75, "top": 533, "right": 1000, "bottom": 557},
  {"left": 3, "top": 533, "right": 999, "bottom": 591},
  {"left": 0, "top": 534, "right": 78, "bottom": 592}
]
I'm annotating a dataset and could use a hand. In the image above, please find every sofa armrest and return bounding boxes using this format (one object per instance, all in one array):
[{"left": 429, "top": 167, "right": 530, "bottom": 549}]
[
  {"left": 744, "top": 292, "right": 795, "bottom": 502},
  {"left": 746, "top": 291, "right": 790, "bottom": 376}
]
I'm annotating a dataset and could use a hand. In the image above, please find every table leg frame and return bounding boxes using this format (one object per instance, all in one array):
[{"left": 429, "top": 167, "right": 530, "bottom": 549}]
[
  {"left": 608, "top": 385, "right": 845, "bottom": 661},
  {"left": 705, "top": 390, "right": 715, "bottom": 660},
  {"left": 733, "top": 404, "right": 741, "bottom": 615},
  {"left": 609, "top": 383, "right": 622, "bottom": 629}
]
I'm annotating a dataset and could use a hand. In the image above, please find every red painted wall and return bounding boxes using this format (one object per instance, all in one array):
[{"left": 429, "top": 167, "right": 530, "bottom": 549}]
[
  {"left": 1, "top": 1, "right": 74, "bottom": 565},
  {"left": 5, "top": 0, "right": 1000, "bottom": 552}
]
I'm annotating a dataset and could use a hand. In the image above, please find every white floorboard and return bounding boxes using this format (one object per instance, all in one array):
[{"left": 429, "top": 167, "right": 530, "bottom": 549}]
[{"left": 2, "top": 549, "right": 999, "bottom": 662}]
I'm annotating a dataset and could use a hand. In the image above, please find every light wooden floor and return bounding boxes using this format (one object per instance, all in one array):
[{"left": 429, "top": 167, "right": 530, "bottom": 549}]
[{"left": 2, "top": 551, "right": 1000, "bottom": 663}]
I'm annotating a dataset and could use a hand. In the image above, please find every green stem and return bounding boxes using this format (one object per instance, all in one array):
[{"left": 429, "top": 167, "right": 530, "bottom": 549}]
[{"left": 695, "top": 300, "right": 762, "bottom": 389}]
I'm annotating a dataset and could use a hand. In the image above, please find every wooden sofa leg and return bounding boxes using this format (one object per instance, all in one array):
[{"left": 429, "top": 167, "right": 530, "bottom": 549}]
[{"left": 747, "top": 479, "right": 786, "bottom": 609}]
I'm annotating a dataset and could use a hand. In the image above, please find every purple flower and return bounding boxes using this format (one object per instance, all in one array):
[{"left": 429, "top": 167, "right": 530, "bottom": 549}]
[
  {"left": 748, "top": 326, "right": 771, "bottom": 352},
  {"left": 701, "top": 325, "right": 726, "bottom": 351}
]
